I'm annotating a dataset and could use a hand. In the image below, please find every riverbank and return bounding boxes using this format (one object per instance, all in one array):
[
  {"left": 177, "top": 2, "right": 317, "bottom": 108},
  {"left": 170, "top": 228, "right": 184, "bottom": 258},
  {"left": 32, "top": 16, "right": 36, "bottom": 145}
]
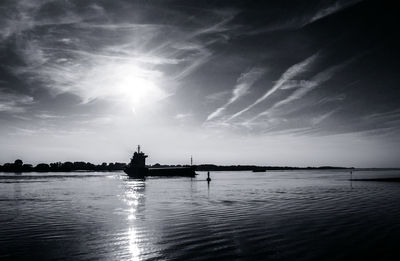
[{"left": 0, "top": 159, "right": 356, "bottom": 173}]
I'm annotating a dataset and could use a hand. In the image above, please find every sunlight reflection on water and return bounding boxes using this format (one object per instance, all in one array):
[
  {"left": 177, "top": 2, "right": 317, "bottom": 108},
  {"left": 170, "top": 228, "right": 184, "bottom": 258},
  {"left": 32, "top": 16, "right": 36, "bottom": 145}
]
[
  {"left": 128, "top": 227, "right": 140, "bottom": 261},
  {"left": 123, "top": 180, "right": 145, "bottom": 261}
]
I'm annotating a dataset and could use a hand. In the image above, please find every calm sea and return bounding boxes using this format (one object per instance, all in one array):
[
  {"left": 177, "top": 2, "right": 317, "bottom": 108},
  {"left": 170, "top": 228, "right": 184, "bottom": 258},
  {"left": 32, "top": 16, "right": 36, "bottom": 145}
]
[{"left": 1, "top": 170, "right": 400, "bottom": 261}]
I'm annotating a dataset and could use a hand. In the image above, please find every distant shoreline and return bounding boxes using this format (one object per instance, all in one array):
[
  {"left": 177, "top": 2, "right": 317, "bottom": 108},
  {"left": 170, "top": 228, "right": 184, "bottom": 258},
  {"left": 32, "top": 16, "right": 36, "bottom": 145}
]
[
  {"left": 2, "top": 159, "right": 399, "bottom": 173},
  {"left": 0, "top": 159, "right": 357, "bottom": 173}
]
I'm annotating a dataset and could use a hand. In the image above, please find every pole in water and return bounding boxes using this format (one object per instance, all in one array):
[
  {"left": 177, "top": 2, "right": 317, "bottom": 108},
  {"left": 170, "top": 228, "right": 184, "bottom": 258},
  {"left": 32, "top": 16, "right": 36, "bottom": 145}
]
[
  {"left": 207, "top": 171, "right": 211, "bottom": 182},
  {"left": 350, "top": 171, "right": 353, "bottom": 189}
]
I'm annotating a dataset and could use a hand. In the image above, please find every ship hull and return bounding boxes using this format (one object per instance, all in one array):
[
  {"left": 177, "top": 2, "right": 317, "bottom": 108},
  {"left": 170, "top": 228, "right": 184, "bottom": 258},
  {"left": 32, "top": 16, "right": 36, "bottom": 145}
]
[
  {"left": 124, "top": 166, "right": 196, "bottom": 178},
  {"left": 124, "top": 166, "right": 148, "bottom": 178},
  {"left": 148, "top": 167, "right": 196, "bottom": 177}
]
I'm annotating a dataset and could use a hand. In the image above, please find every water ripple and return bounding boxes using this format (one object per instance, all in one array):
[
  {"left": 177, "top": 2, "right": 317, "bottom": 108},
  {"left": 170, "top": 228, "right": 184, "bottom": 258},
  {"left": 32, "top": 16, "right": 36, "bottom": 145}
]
[{"left": 1, "top": 170, "right": 400, "bottom": 260}]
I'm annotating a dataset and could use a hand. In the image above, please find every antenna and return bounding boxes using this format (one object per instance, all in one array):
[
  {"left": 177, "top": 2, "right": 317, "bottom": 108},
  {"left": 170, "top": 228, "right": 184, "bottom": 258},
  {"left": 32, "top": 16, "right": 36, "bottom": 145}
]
[
  {"left": 190, "top": 155, "right": 193, "bottom": 166},
  {"left": 137, "top": 145, "right": 141, "bottom": 153}
]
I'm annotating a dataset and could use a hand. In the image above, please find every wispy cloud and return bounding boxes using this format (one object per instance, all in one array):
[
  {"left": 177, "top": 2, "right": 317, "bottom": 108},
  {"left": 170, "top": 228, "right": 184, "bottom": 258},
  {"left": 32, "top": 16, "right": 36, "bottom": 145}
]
[
  {"left": 280, "top": 80, "right": 314, "bottom": 90},
  {"left": 363, "top": 109, "right": 400, "bottom": 122},
  {"left": 249, "top": 59, "right": 353, "bottom": 122},
  {"left": 205, "top": 90, "right": 230, "bottom": 103},
  {"left": 0, "top": 0, "right": 98, "bottom": 41},
  {"left": 0, "top": 88, "right": 34, "bottom": 113},
  {"left": 4, "top": 0, "right": 238, "bottom": 111},
  {"left": 311, "top": 108, "right": 340, "bottom": 125},
  {"left": 316, "top": 93, "right": 347, "bottom": 105},
  {"left": 175, "top": 113, "right": 193, "bottom": 120},
  {"left": 206, "top": 67, "right": 265, "bottom": 121},
  {"left": 247, "top": 0, "right": 363, "bottom": 35},
  {"left": 227, "top": 52, "right": 319, "bottom": 121},
  {"left": 306, "top": 0, "right": 364, "bottom": 26},
  {"left": 34, "top": 113, "right": 64, "bottom": 120},
  {"left": 167, "top": 10, "right": 238, "bottom": 81}
]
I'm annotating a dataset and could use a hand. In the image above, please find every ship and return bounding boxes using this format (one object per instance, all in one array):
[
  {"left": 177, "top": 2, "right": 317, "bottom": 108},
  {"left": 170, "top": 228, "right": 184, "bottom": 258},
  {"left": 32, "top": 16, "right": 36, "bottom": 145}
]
[{"left": 124, "top": 146, "right": 196, "bottom": 178}]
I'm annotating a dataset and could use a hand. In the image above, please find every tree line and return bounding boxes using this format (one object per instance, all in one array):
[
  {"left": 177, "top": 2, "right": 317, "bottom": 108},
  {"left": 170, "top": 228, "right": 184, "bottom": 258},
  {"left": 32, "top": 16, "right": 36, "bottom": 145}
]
[
  {"left": 0, "top": 159, "right": 127, "bottom": 172},
  {"left": 0, "top": 159, "right": 352, "bottom": 173}
]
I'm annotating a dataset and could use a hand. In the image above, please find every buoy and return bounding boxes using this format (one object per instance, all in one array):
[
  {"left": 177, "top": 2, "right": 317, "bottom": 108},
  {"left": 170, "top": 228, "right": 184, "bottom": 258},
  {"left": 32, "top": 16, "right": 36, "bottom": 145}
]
[{"left": 206, "top": 171, "right": 211, "bottom": 182}]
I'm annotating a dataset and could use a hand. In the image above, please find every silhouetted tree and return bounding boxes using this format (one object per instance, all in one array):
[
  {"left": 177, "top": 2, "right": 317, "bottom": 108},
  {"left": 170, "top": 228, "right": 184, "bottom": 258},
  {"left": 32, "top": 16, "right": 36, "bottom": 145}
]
[
  {"left": 113, "top": 162, "right": 127, "bottom": 170},
  {"left": 108, "top": 163, "right": 115, "bottom": 170},
  {"left": 50, "top": 162, "right": 62, "bottom": 171},
  {"left": 61, "top": 162, "right": 74, "bottom": 172},
  {"left": 11, "top": 159, "right": 23, "bottom": 172},
  {"left": 22, "top": 164, "right": 33, "bottom": 172},
  {"left": 35, "top": 163, "right": 50, "bottom": 172},
  {"left": 73, "top": 161, "right": 88, "bottom": 170},
  {"left": 14, "top": 159, "right": 23, "bottom": 167},
  {"left": 2, "top": 163, "right": 13, "bottom": 172},
  {"left": 86, "top": 162, "right": 95, "bottom": 170}
]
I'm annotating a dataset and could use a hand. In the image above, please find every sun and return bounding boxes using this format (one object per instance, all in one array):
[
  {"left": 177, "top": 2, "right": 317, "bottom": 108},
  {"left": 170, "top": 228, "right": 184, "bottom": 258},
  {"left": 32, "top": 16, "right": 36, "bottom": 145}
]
[
  {"left": 108, "top": 63, "right": 166, "bottom": 111},
  {"left": 116, "top": 69, "right": 159, "bottom": 110},
  {"left": 79, "top": 60, "right": 167, "bottom": 112}
]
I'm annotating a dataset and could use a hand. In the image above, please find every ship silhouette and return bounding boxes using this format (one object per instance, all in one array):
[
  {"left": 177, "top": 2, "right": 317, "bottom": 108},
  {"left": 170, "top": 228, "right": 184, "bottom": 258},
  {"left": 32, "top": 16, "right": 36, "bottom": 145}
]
[{"left": 124, "top": 146, "right": 196, "bottom": 178}]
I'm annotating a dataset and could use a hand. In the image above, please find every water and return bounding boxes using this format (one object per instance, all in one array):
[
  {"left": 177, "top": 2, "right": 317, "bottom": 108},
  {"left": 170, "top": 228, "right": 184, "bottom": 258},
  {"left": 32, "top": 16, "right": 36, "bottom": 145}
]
[{"left": 1, "top": 170, "right": 400, "bottom": 261}]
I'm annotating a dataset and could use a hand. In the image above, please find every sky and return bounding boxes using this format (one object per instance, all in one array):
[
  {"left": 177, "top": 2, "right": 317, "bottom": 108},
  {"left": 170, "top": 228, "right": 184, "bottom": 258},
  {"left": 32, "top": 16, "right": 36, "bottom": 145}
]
[{"left": 0, "top": 0, "right": 399, "bottom": 167}]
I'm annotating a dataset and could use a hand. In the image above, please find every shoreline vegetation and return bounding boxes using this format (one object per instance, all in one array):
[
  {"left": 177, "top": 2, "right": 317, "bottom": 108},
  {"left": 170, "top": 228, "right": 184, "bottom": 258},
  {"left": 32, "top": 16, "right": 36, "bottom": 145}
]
[{"left": 0, "top": 159, "right": 358, "bottom": 173}]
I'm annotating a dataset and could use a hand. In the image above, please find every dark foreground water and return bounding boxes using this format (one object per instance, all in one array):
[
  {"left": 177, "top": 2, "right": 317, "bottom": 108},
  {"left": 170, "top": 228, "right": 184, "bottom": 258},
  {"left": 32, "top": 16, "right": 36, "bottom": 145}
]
[{"left": 1, "top": 170, "right": 400, "bottom": 261}]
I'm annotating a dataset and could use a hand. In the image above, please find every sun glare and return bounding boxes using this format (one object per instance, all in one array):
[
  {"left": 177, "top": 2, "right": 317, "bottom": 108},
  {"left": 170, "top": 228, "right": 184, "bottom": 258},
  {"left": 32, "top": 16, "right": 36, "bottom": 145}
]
[{"left": 80, "top": 61, "right": 167, "bottom": 112}]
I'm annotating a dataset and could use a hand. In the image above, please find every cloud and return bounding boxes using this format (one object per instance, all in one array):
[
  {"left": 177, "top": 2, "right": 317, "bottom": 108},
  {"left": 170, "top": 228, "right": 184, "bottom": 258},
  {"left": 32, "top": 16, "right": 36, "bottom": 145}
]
[
  {"left": 175, "top": 113, "right": 192, "bottom": 120},
  {"left": 205, "top": 90, "right": 230, "bottom": 103},
  {"left": 0, "top": 0, "right": 90, "bottom": 41},
  {"left": 4, "top": 0, "right": 239, "bottom": 111},
  {"left": 0, "top": 88, "right": 34, "bottom": 113},
  {"left": 172, "top": 47, "right": 213, "bottom": 81},
  {"left": 277, "top": 64, "right": 345, "bottom": 106},
  {"left": 206, "top": 67, "right": 265, "bottom": 121},
  {"left": 34, "top": 113, "right": 64, "bottom": 119},
  {"left": 246, "top": 0, "right": 363, "bottom": 35},
  {"left": 363, "top": 109, "right": 400, "bottom": 122},
  {"left": 206, "top": 107, "right": 225, "bottom": 121},
  {"left": 226, "top": 52, "right": 319, "bottom": 121},
  {"left": 306, "top": 0, "right": 364, "bottom": 25},
  {"left": 311, "top": 108, "right": 340, "bottom": 125},
  {"left": 316, "top": 93, "right": 347, "bottom": 105},
  {"left": 252, "top": 57, "right": 356, "bottom": 121},
  {"left": 280, "top": 80, "right": 314, "bottom": 90},
  {"left": 168, "top": 9, "right": 238, "bottom": 81}
]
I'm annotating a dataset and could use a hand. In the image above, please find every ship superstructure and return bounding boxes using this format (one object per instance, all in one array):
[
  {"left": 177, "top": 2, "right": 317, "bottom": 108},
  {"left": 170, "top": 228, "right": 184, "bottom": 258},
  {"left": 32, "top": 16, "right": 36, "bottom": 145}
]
[{"left": 124, "top": 145, "right": 149, "bottom": 177}]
